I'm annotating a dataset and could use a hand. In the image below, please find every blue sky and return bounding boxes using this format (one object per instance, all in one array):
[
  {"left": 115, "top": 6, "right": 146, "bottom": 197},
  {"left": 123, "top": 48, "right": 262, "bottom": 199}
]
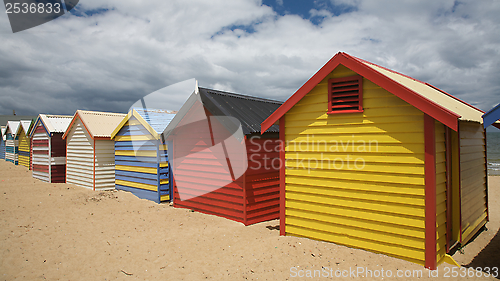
[
  {"left": 0, "top": 0, "right": 499, "bottom": 130},
  {"left": 263, "top": 0, "right": 357, "bottom": 24}
]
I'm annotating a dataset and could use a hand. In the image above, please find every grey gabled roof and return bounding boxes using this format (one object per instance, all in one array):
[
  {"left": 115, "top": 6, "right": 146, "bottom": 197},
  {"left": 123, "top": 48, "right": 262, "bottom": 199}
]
[
  {"left": 162, "top": 87, "right": 283, "bottom": 140},
  {"left": 198, "top": 87, "right": 282, "bottom": 134}
]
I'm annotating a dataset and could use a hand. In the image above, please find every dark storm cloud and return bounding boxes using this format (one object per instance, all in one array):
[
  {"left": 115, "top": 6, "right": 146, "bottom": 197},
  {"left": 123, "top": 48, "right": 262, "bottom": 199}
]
[{"left": 0, "top": 0, "right": 498, "bottom": 117}]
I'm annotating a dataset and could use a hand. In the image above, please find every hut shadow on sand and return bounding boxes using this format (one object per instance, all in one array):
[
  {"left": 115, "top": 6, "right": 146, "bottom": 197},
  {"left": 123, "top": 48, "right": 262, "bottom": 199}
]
[{"left": 462, "top": 227, "right": 500, "bottom": 279}]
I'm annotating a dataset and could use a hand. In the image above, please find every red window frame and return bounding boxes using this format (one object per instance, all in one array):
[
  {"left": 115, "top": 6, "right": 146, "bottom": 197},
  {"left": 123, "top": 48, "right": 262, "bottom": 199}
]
[{"left": 327, "top": 75, "right": 363, "bottom": 114}]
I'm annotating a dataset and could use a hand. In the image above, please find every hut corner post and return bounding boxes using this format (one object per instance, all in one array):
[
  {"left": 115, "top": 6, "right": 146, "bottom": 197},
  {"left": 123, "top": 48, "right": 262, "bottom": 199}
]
[
  {"left": 279, "top": 117, "right": 286, "bottom": 236},
  {"left": 156, "top": 139, "right": 161, "bottom": 204},
  {"left": 484, "top": 128, "right": 489, "bottom": 223},
  {"left": 424, "top": 114, "right": 437, "bottom": 270}
]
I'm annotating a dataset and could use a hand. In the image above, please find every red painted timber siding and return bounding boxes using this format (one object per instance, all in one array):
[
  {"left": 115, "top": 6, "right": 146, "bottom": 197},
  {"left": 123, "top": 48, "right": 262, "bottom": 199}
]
[
  {"left": 244, "top": 136, "right": 280, "bottom": 225},
  {"left": 51, "top": 165, "right": 66, "bottom": 183},
  {"left": 51, "top": 133, "right": 66, "bottom": 157},
  {"left": 32, "top": 164, "right": 49, "bottom": 173},
  {"left": 172, "top": 100, "right": 280, "bottom": 225},
  {"left": 173, "top": 105, "right": 245, "bottom": 222}
]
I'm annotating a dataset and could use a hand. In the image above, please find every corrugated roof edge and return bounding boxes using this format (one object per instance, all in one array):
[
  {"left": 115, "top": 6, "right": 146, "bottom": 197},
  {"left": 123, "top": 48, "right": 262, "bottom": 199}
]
[
  {"left": 62, "top": 110, "right": 126, "bottom": 140},
  {"left": 199, "top": 87, "right": 282, "bottom": 134},
  {"left": 199, "top": 87, "right": 283, "bottom": 105},
  {"left": 348, "top": 53, "right": 485, "bottom": 114},
  {"left": 30, "top": 114, "right": 73, "bottom": 137},
  {"left": 110, "top": 109, "right": 164, "bottom": 140}
]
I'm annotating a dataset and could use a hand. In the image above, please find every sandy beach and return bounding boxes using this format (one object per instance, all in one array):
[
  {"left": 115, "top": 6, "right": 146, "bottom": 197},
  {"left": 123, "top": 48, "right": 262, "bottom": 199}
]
[{"left": 1, "top": 160, "right": 499, "bottom": 280}]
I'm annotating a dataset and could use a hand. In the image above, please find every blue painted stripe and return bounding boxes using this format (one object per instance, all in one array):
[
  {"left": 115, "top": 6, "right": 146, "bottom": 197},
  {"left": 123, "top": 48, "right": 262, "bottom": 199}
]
[
  {"left": 159, "top": 190, "right": 170, "bottom": 196},
  {"left": 116, "top": 170, "right": 158, "bottom": 180},
  {"left": 115, "top": 140, "right": 156, "bottom": 147},
  {"left": 115, "top": 145, "right": 158, "bottom": 151},
  {"left": 115, "top": 160, "right": 158, "bottom": 168},
  {"left": 18, "top": 151, "right": 30, "bottom": 157},
  {"left": 159, "top": 185, "right": 170, "bottom": 192},
  {"left": 116, "top": 128, "right": 151, "bottom": 136},
  {"left": 115, "top": 155, "right": 161, "bottom": 163},
  {"left": 115, "top": 174, "right": 158, "bottom": 186}
]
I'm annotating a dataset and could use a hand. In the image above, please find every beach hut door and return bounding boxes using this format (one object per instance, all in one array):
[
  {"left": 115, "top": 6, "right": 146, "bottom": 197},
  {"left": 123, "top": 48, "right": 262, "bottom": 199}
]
[{"left": 446, "top": 128, "right": 460, "bottom": 251}]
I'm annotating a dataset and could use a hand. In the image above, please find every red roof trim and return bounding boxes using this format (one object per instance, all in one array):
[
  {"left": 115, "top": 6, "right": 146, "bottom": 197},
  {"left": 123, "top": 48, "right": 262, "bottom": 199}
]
[
  {"left": 261, "top": 52, "right": 463, "bottom": 133},
  {"left": 62, "top": 112, "right": 94, "bottom": 140}
]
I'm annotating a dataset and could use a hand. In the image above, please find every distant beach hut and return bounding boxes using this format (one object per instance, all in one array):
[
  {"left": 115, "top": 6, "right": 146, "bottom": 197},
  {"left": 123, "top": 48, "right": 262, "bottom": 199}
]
[
  {"left": 0, "top": 126, "right": 6, "bottom": 160},
  {"left": 110, "top": 108, "right": 176, "bottom": 203},
  {"left": 163, "top": 87, "right": 283, "bottom": 225},
  {"left": 63, "top": 110, "right": 126, "bottom": 191},
  {"left": 5, "top": 121, "right": 20, "bottom": 165},
  {"left": 261, "top": 52, "right": 488, "bottom": 269},
  {"left": 482, "top": 103, "right": 500, "bottom": 128},
  {"left": 17, "top": 120, "right": 34, "bottom": 169},
  {"left": 29, "top": 114, "right": 73, "bottom": 183}
]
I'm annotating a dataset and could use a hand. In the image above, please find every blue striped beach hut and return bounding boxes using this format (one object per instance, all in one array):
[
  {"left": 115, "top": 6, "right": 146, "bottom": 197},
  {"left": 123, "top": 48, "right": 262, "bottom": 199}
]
[
  {"left": 5, "top": 121, "right": 20, "bottom": 165},
  {"left": 0, "top": 126, "right": 6, "bottom": 160},
  {"left": 111, "top": 108, "right": 176, "bottom": 203}
]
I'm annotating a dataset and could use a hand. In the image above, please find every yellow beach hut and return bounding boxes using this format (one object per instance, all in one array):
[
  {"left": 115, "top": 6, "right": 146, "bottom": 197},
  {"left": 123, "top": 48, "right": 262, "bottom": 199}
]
[
  {"left": 17, "top": 120, "right": 34, "bottom": 169},
  {"left": 261, "top": 52, "right": 488, "bottom": 269}
]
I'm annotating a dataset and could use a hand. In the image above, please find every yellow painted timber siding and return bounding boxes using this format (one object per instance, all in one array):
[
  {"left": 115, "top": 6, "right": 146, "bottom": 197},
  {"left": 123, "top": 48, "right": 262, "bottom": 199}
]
[
  {"left": 114, "top": 135, "right": 156, "bottom": 141},
  {"left": 18, "top": 129, "right": 30, "bottom": 168},
  {"left": 115, "top": 150, "right": 157, "bottom": 157},
  {"left": 115, "top": 179, "right": 156, "bottom": 191},
  {"left": 435, "top": 121, "right": 448, "bottom": 265},
  {"left": 450, "top": 129, "right": 461, "bottom": 243},
  {"left": 459, "top": 121, "right": 487, "bottom": 244},
  {"left": 284, "top": 64, "right": 426, "bottom": 266},
  {"left": 116, "top": 165, "right": 157, "bottom": 174}
]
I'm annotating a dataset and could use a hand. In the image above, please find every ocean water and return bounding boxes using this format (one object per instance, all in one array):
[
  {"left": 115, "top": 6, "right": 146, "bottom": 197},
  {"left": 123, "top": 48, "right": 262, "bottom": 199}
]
[{"left": 487, "top": 132, "right": 500, "bottom": 176}]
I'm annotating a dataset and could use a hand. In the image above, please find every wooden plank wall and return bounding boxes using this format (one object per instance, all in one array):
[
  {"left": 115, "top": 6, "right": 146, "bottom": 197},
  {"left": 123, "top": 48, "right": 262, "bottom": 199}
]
[
  {"left": 50, "top": 134, "right": 66, "bottom": 183},
  {"left": 18, "top": 129, "right": 30, "bottom": 168},
  {"left": 435, "top": 121, "right": 447, "bottom": 264},
  {"left": 0, "top": 135, "right": 4, "bottom": 159},
  {"left": 114, "top": 117, "right": 170, "bottom": 203},
  {"left": 5, "top": 132, "right": 19, "bottom": 165},
  {"left": 245, "top": 136, "right": 280, "bottom": 225},
  {"left": 66, "top": 118, "right": 95, "bottom": 189},
  {"left": 172, "top": 103, "right": 245, "bottom": 223},
  {"left": 459, "top": 121, "right": 487, "bottom": 244},
  {"left": 94, "top": 140, "right": 116, "bottom": 190},
  {"left": 283, "top": 65, "right": 427, "bottom": 266},
  {"left": 32, "top": 124, "right": 50, "bottom": 182}
]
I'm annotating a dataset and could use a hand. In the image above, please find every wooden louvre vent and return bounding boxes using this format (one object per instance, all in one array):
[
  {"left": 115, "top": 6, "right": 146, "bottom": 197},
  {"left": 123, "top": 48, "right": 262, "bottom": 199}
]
[{"left": 328, "top": 75, "right": 363, "bottom": 114}]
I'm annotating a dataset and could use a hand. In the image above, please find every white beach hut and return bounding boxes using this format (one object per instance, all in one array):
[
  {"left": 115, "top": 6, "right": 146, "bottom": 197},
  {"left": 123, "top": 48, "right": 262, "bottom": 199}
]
[{"left": 63, "top": 110, "right": 126, "bottom": 190}]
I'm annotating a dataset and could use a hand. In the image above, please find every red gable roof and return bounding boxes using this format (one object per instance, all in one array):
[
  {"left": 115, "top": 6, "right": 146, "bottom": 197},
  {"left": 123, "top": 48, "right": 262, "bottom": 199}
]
[{"left": 261, "top": 52, "right": 483, "bottom": 133}]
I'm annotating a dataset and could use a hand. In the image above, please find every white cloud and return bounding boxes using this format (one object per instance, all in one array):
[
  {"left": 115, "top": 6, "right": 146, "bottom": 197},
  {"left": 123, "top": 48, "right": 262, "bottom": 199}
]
[{"left": 0, "top": 0, "right": 499, "bottom": 117}]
